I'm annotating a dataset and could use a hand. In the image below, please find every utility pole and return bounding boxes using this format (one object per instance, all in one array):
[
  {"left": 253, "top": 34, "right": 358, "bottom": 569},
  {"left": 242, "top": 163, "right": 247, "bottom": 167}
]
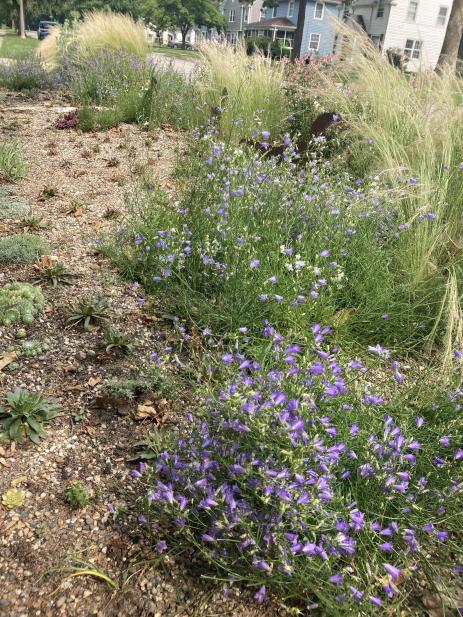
[
  {"left": 19, "top": 0, "right": 26, "bottom": 39},
  {"left": 291, "top": 0, "right": 307, "bottom": 60}
]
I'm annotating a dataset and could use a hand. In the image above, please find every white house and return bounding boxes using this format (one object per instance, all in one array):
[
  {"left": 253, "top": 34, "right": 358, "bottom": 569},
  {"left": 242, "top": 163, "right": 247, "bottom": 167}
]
[{"left": 349, "top": 0, "right": 452, "bottom": 69}]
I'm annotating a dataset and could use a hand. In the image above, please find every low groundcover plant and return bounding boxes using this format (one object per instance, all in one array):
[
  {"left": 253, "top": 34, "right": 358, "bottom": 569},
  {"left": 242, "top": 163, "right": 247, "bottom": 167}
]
[{"left": 134, "top": 325, "right": 463, "bottom": 614}]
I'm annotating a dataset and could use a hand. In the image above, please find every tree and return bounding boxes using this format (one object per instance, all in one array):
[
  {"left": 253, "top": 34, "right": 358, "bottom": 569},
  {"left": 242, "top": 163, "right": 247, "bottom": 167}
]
[
  {"left": 153, "top": 0, "right": 224, "bottom": 46},
  {"left": 19, "top": 0, "right": 26, "bottom": 37},
  {"left": 437, "top": 0, "right": 463, "bottom": 72}
]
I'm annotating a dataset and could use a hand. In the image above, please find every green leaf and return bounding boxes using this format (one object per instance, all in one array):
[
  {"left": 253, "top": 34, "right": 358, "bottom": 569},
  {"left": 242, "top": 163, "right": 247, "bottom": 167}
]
[
  {"left": 28, "top": 429, "right": 41, "bottom": 445},
  {"left": 8, "top": 418, "right": 23, "bottom": 443},
  {"left": 26, "top": 416, "right": 44, "bottom": 435}
]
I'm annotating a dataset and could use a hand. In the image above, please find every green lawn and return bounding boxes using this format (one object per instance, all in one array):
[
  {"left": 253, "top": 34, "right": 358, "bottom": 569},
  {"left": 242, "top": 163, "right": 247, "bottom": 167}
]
[
  {"left": 0, "top": 29, "right": 39, "bottom": 58},
  {"left": 150, "top": 44, "right": 198, "bottom": 61}
]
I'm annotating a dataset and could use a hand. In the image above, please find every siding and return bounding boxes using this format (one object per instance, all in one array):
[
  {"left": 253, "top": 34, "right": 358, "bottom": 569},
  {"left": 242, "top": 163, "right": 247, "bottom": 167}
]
[
  {"left": 266, "top": 1, "right": 341, "bottom": 56},
  {"left": 301, "top": 1, "right": 342, "bottom": 56},
  {"left": 222, "top": 0, "right": 264, "bottom": 35},
  {"left": 351, "top": 1, "right": 392, "bottom": 41},
  {"left": 383, "top": 0, "right": 452, "bottom": 69}
]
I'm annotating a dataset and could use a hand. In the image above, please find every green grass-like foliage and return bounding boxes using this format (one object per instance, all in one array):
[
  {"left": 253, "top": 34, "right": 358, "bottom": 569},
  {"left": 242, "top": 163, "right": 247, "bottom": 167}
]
[
  {"left": 0, "top": 389, "right": 59, "bottom": 444},
  {"left": 0, "top": 141, "right": 28, "bottom": 180},
  {"left": 0, "top": 30, "right": 39, "bottom": 59},
  {"left": 0, "top": 234, "right": 49, "bottom": 264},
  {"left": 64, "top": 482, "right": 89, "bottom": 509},
  {"left": 0, "top": 282, "right": 44, "bottom": 326},
  {"left": 0, "top": 53, "right": 52, "bottom": 93}
]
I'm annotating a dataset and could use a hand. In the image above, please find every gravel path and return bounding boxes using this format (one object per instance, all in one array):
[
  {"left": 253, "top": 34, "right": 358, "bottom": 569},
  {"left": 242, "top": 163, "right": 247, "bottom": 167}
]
[{"left": 0, "top": 93, "right": 282, "bottom": 617}]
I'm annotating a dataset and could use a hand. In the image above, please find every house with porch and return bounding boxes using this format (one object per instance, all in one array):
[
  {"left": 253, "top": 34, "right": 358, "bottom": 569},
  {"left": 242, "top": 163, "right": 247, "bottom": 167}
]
[
  {"left": 244, "top": 1, "right": 343, "bottom": 56},
  {"left": 347, "top": 0, "right": 453, "bottom": 70}
]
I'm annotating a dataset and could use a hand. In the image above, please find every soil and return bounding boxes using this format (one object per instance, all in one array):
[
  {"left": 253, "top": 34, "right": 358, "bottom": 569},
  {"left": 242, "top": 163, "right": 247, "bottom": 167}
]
[{"left": 0, "top": 92, "right": 283, "bottom": 617}]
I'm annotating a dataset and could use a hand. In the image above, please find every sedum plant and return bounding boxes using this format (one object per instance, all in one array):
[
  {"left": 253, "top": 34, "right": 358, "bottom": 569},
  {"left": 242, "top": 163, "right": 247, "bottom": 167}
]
[
  {"left": 0, "top": 389, "right": 60, "bottom": 444},
  {"left": 0, "top": 282, "right": 44, "bottom": 326}
]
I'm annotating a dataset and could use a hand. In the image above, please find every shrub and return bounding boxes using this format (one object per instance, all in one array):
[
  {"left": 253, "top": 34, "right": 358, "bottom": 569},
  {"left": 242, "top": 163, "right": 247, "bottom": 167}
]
[
  {"left": 109, "top": 139, "right": 442, "bottom": 350},
  {"left": 0, "top": 389, "right": 59, "bottom": 444},
  {"left": 0, "top": 141, "right": 28, "bottom": 181},
  {"left": 0, "top": 234, "right": 49, "bottom": 264},
  {"left": 245, "top": 36, "right": 272, "bottom": 56},
  {"left": 246, "top": 37, "right": 290, "bottom": 60},
  {"left": 135, "top": 329, "right": 463, "bottom": 613},
  {"left": 61, "top": 49, "right": 148, "bottom": 105},
  {"left": 0, "top": 282, "right": 44, "bottom": 326},
  {"left": 0, "top": 53, "right": 53, "bottom": 92}
]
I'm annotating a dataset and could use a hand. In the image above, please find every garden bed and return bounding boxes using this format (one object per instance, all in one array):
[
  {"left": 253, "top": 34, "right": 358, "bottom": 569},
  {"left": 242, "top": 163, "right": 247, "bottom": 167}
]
[{"left": 0, "top": 94, "right": 278, "bottom": 617}]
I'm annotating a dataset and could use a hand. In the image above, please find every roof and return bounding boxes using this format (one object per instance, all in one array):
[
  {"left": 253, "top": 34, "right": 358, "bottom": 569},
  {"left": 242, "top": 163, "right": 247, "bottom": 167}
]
[{"left": 245, "top": 17, "right": 296, "bottom": 30}]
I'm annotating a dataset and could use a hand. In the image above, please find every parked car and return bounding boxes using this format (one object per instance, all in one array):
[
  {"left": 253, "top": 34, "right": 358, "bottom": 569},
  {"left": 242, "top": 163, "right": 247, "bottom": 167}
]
[
  {"left": 38, "top": 21, "right": 58, "bottom": 41},
  {"left": 167, "top": 40, "right": 195, "bottom": 51}
]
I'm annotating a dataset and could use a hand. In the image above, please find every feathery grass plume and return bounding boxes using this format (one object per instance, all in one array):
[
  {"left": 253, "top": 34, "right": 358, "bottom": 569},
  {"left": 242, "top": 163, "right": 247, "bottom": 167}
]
[
  {"left": 312, "top": 24, "right": 463, "bottom": 360},
  {"left": 197, "top": 40, "right": 286, "bottom": 140},
  {"left": 75, "top": 11, "right": 147, "bottom": 61},
  {"left": 37, "top": 26, "right": 61, "bottom": 69},
  {"left": 38, "top": 11, "right": 147, "bottom": 70}
]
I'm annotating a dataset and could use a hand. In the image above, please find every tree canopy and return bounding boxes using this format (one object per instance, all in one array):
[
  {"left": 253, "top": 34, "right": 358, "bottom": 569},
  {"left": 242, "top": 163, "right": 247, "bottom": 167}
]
[{"left": 151, "top": 0, "right": 225, "bottom": 42}]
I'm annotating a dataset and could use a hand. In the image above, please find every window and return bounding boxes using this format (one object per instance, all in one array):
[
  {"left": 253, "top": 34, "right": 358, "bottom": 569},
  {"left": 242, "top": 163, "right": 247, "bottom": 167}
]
[
  {"left": 260, "top": 8, "right": 266, "bottom": 21},
  {"left": 404, "top": 38, "right": 422, "bottom": 59},
  {"left": 272, "top": 6, "right": 278, "bottom": 18},
  {"left": 406, "top": 1, "right": 418, "bottom": 22},
  {"left": 376, "top": 0, "right": 385, "bottom": 18},
  {"left": 288, "top": 1, "right": 295, "bottom": 18},
  {"left": 229, "top": 9, "right": 235, "bottom": 22},
  {"left": 309, "top": 32, "right": 321, "bottom": 51},
  {"left": 437, "top": 6, "right": 448, "bottom": 26},
  {"left": 241, "top": 5, "right": 251, "bottom": 23},
  {"left": 314, "top": 2, "right": 324, "bottom": 19}
]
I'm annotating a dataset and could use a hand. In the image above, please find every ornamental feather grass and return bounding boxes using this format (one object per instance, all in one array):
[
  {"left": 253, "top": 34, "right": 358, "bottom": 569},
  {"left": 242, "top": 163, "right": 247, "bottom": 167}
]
[
  {"left": 310, "top": 25, "right": 463, "bottom": 366},
  {"left": 197, "top": 41, "right": 286, "bottom": 141},
  {"left": 38, "top": 11, "right": 147, "bottom": 70}
]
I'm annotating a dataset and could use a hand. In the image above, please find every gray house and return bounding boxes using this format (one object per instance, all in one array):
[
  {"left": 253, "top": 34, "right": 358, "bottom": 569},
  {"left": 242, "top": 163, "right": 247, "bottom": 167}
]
[{"left": 221, "top": 0, "right": 266, "bottom": 42}]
